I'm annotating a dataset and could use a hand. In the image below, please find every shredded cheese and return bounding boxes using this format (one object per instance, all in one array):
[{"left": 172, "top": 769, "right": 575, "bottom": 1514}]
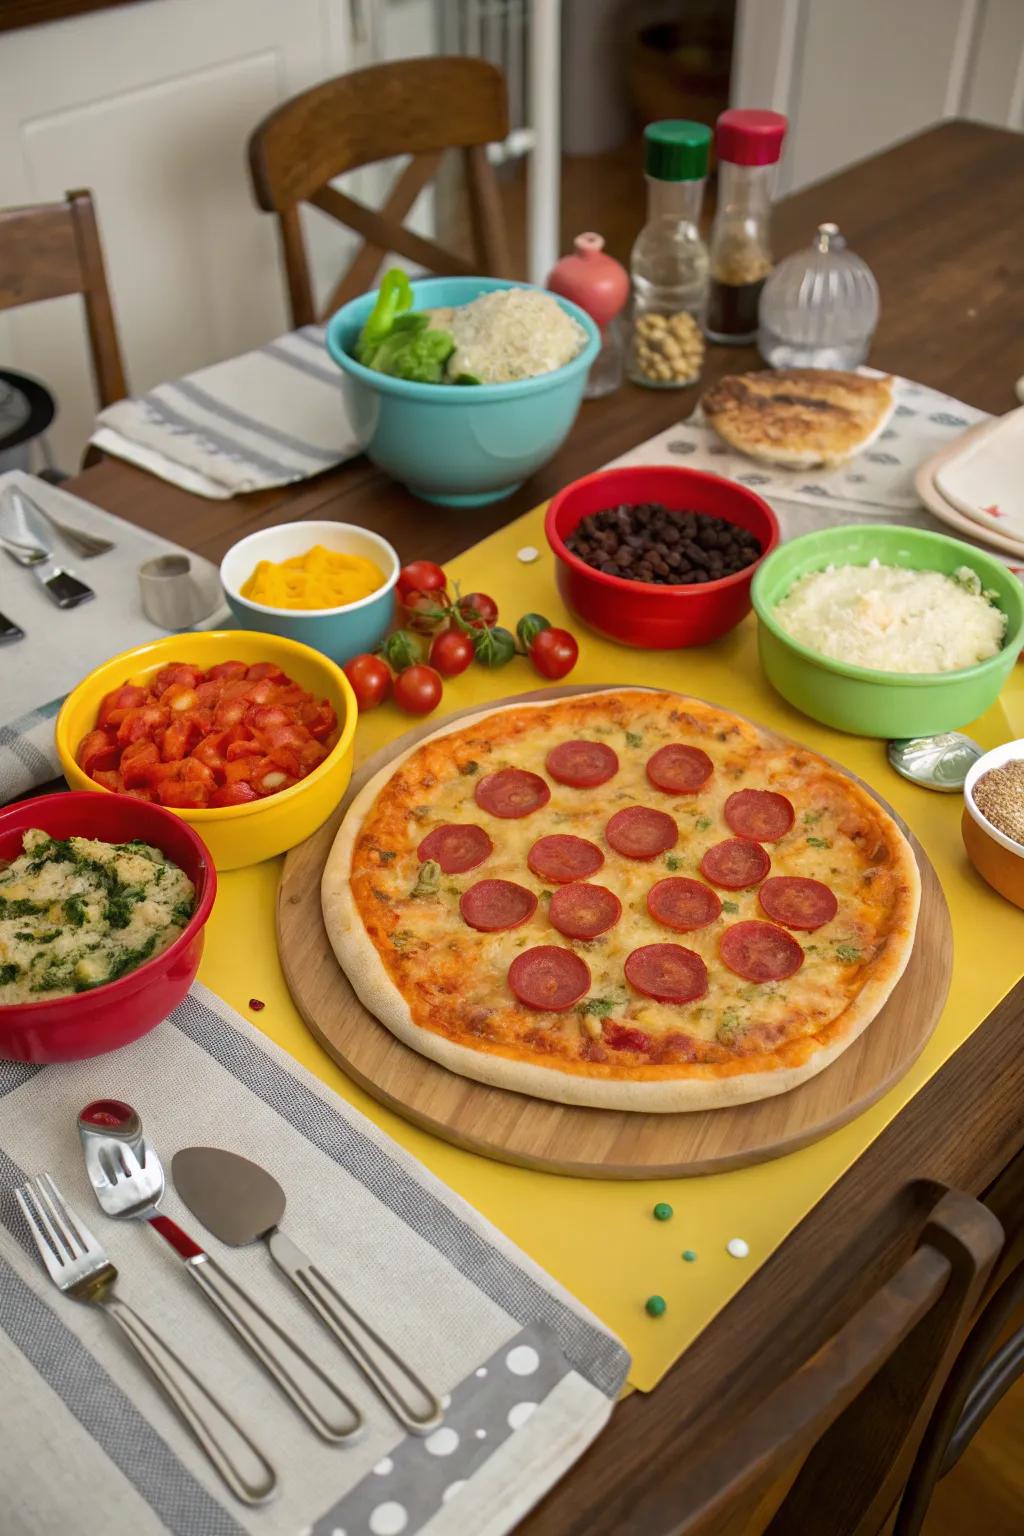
[{"left": 773, "top": 561, "right": 1007, "bottom": 674}]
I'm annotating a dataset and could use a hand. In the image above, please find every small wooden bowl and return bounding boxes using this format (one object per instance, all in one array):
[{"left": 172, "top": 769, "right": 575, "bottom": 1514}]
[{"left": 962, "top": 740, "right": 1024, "bottom": 909}]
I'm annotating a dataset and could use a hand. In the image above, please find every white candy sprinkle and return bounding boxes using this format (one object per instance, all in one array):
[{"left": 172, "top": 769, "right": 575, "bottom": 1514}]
[
  {"left": 517, "top": 545, "right": 540, "bottom": 563},
  {"left": 727, "top": 1237, "right": 750, "bottom": 1259}
]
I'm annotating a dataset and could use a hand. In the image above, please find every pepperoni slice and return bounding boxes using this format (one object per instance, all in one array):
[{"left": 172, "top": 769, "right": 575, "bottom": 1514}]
[
  {"left": 474, "top": 767, "right": 551, "bottom": 819},
  {"left": 758, "top": 876, "right": 838, "bottom": 931},
  {"left": 460, "top": 879, "right": 538, "bottom": 933},
  {"left": 720, "top": 920, "right": 804, "bottom": 982},
  {"left": 645, "top": 744, "right": 714, "bottom": 795},
  {"left": 624, "top": 943, "right": 708, "bottom": 1004},
  {"left": 549, "top": 883, "right": 621, "bottom": 939},
  {"left": 527, "top": 834, "right": 604, "bottom": 884},
  {"left": 508, "top": 946, "right": 591, "bottom": 1011},
  {"left": 417, "top": 823, "right": 493, "bottom": 874},
  {"left": 646, "top": 877, "right": 722, "bottom": 932},
  {"left": 700, "top": 837, "right": 771, "bottom": 890},
  {"left": 724, "top": 788, "right": 795, "bottom": 842},
  {"left": 546, "top": 739, "right": 619, "bottom": 788},
  {"left": 606, "top": 806, "right": 678, "bottom": 860}
]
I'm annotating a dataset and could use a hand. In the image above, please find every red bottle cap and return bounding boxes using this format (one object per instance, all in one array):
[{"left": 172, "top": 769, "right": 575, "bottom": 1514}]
[{"left": 716, "top": 109, "right": 788, "bottom": 167}]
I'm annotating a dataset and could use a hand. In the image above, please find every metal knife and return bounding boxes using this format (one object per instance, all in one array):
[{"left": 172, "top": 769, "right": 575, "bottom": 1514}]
[
  {"left": 0, "top": 488, "right": 94, "bottom": 610},
  {"left": 0, "top": 610, "right": 25, "bottom": 641},
  {"left": 173, "top": 1146, "right": 444, "bottom": 1435}
]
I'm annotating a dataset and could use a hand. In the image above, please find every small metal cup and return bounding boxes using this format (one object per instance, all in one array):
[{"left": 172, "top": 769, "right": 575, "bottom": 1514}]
[{"left": 138, "top": 553, "right": 220, "bottom": 630}]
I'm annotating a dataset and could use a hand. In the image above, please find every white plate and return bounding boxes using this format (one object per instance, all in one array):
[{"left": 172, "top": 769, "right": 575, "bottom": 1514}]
[{"left": 914, "top": 424, "right": 1024, "bottom": 563}]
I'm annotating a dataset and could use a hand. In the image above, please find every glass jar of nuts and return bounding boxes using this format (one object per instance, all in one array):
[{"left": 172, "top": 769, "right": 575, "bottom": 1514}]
[{"left": 627, "top": 121, "right": 711, "bottom": 390}]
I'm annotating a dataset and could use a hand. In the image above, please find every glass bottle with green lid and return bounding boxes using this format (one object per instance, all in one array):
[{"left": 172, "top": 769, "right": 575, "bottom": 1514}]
[{"left": 627, "top": 120, "right": 711, "bottom": 389}]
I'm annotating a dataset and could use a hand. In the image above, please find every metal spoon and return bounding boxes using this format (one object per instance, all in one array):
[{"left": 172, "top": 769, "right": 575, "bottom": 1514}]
[{"left": 888, "top": 733, "right": 984, "bottom": 792}]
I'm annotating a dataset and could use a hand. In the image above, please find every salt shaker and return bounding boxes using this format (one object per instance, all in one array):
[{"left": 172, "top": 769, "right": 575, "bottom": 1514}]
[
  {"left": 547, "top": 232, "right": 629, "bottom": 398},
  {"left": 758, "top": 222, "right": 880, "bottom": 370}
]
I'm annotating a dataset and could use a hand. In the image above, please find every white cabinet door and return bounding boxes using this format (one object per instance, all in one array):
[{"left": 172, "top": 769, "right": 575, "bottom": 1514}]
[
  {"left": 0, "top": 0, "right": 431, "bottom": 467},
  {"left": 732, "top": 0, "right": 1024, "bottom": 197}
]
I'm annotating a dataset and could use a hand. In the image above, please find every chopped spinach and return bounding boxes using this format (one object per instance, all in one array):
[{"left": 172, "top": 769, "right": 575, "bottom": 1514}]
[
  {"left": 624, "top": 730, "right": 643, "bottom": 749},
  {"left": 695, "top": 816, "right": 712, "bottom": 831},
  {"left": 171, "top": 898, "right": 194, "bottom": 926},
  {"left": 835, "top": 943, "right": 862, "bottom": 964},
  {"left": 722, "top": 899, "right": 739, "bottom": 914},
  {"left": 63, "top": 895, "right": 87, "bottom": 927},
  {"left": 458, "top": 760, "right": 479, "bottom": 776},
  {"left": 410, "top": 860, "right": 441, "bottom": 899},
  {"left": 807, "top": 835, "right": 832, "bottom": 849},
  {"left": 0, "top": 963, "right": 19, "bottom": 986},
  {"left": 0, "top": 897, "right": 47, "bottom": 919},
  {"left": 664, "top": 853, "right": 682, "bottom": 872},
  {"left": 577, "top": 997, "right": 616, "bottom": 1017}
]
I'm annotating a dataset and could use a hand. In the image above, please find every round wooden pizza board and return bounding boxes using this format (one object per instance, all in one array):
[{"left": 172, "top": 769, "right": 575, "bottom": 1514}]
[{"left": 277, "top": 686, "right": 952, "bottom": 1178}]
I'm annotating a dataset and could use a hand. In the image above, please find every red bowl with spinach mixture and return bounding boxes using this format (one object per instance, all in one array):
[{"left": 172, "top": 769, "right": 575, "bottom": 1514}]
[{"left": 544, "top": 465, "right": 780, "bottom": 648}]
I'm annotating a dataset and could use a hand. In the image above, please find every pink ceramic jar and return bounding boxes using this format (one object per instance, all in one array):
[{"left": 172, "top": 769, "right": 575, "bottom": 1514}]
[{"left": 547, "top": 233, "right": 628, "bottom": 398}]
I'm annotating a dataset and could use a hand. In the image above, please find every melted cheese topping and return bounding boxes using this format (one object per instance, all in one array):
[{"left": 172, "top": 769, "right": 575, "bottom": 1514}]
[{"left": 349, "top": 692, "right": 915, "bottom": 1079}]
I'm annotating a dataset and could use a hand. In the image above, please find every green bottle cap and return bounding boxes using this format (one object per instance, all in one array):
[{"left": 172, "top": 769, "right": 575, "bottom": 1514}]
[{"left": 644, "top": 120, "right": 711, "bottom": 182}]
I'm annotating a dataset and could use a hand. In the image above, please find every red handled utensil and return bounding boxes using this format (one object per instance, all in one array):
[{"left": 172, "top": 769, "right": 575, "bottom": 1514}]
[{"left": 77, "top": 1100, "right": 362, "bottom": 1444}]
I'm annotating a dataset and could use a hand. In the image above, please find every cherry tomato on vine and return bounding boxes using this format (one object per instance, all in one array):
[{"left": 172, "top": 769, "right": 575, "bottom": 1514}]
[
  {"left": 456, "top": 592, "right": 499, "bottom": 629},
  {"left": 343, "top": 653, "right": 392, "bottom": 711},
  {"left": 393, "top": 663, "right": 444, "bottom": 715},
  {"left": 529, "top": 627, "right": 578, "bottom": 680},
  {"left": 402, "top": 589, "right": 451, "bottom": 634},
  {"left": 380, "top": 629, "right": 425, "bottom": 672},
  {"left": 397, "top": 561, "right": 446, "bottom": 602},
  {"left": 429, "top": 628, "right": 475, "bottom": 676}
]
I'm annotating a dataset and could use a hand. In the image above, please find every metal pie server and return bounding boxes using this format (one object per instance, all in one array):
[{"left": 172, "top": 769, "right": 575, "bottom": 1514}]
[
  {"left": 172, "top": 1146, "right": 444, "bottom": 1436},
  {"left": 78, "top": 1101, "right": 362, "bottom": 1444}
]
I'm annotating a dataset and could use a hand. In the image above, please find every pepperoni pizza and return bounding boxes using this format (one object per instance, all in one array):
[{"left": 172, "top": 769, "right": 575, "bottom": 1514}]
[{"left": 322, "top": 690, "right": 920, "bottom": 1111}]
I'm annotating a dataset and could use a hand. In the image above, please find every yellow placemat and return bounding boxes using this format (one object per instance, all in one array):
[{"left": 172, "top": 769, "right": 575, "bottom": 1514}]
[{"left": 198, "top": 504, "right": 1024, "bottom": 1393}]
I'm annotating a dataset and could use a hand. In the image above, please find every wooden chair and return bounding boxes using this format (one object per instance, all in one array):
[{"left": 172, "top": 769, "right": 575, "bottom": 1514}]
[
  {"left": 0, "top": 189, "right": 127, "bottom": 409},
  {"left": 619, "top": 1188, "right": 1003, "bottom": 1536},
  {"left": 248, "top": 56, "right": 513, "bottom": 327},
  {"left": 894, "top": 1145, "right": 1024, "bottom": 1534}
]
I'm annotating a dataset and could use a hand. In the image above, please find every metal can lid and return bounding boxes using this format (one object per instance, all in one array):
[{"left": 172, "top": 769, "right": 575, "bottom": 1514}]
[{"left": 887, "top": 733, "right": 984, "bottom": 792}]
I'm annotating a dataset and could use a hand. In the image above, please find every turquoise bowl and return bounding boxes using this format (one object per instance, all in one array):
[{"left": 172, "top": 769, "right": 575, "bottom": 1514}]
[
  {"left": 325, "top": 277, "right": 601, "bottom": 507},
  {"left": 751, "top": 523, "right": 1024, "bottom": 737},
  {"left": 220, "top": 520, "right": 398, "bottom": 664}
]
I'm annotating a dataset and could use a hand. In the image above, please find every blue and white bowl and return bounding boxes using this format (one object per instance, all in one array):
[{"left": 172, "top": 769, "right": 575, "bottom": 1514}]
[
  {"left": 325, "top": 277, "right": 601, "bottom": 507},
  {"left": 220, "top": 520, "right": 398, "bottom": 664}
]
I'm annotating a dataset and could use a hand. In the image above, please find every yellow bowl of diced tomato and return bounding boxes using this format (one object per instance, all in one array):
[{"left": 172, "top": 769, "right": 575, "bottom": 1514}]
[{"left": 56, "top": 631, "right": 357, "bottom": 870}]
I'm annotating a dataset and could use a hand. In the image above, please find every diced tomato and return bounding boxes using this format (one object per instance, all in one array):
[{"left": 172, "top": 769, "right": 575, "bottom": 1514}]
[
  {"left": 116, "top": 706, "right": 168, "bottom": 746},
  {"left": 224, "top": 756, "right": 261, "bottom": 785},
  {"left": 98, "top": 684, "right": 148, "bottom": 727},
  {"left": 78, "top": 728, "right": 119, "bottom": 774},
  {"left": 157, "top": 779, "right": 209, "bottom": 809},
  {"left": 214, "top": 698, "right": 248, "bottom": 728},
  {"left": 92, "top": 768, "right": 125, "bottom": 793},
  {"left": 161, "top": 684, "right": 200, "bottom": 714},
  {"left": 161, "top": 717, "right": 200, "bottom": 761},
  {"left": 209, "top": 780, "right": 259, "bottom": 807},
  {"left": 121, "top": 740, "right": 160, "bottom": 788},
  {"left": 245, "top": 704, "right": 290, "bottom": 732},
  {"left": 79, "top": 658, "right": 334, "bottom": 813},
  {"left": 152, "top": 663, "right": 203, "bottom": 695},
  {"left": 207, "top": 660, "right": 248, "bottom": 682},
  {"left": 306, "top": 700, "right": 337, "bottom": 742}
]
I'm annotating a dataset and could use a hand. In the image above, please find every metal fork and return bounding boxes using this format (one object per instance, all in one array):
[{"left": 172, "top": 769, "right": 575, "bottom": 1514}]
[{"left": 16, "top": 1174, "right": 277, "bottom": 1506}]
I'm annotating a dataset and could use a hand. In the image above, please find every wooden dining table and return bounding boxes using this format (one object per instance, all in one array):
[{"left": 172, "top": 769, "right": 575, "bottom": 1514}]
[{"left": 61, "top": 121, "right": 1024, "bottom": 1533}]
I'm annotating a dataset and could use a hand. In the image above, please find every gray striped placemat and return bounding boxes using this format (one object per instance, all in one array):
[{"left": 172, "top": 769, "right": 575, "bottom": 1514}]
[{"left": 0, "top": 982, "right": 629, "bottom": 1536}]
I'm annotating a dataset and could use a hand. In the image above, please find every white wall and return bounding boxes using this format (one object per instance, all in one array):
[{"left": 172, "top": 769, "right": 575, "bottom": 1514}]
[
  {"left": 733, "top": 0, "right": 1024, "bottom": 196},
  {"left": 0, "top": 0, "right": 435, "bottom": 468}
]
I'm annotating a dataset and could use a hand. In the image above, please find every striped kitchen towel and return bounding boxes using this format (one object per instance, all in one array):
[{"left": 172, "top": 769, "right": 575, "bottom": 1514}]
[
  {"left": 0, "top": 699, "right": 62, "bottom": 804},
  {"left": 0, "top": 982, "right": 630, "bottom": 1536},
  {"left": 90, "top": 325, "right": 358, "bottom": 499}
]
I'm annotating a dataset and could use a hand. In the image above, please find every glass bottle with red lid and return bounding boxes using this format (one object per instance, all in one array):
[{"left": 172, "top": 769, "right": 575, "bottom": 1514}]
[{"left": 704, "top": 108, "right": 788, "bottom": 345}]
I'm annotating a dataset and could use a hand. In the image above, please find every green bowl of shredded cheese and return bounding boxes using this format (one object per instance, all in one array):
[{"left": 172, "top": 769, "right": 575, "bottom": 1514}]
[{"left": 751, "top": 524, "right": 1024, "bottom": 737}]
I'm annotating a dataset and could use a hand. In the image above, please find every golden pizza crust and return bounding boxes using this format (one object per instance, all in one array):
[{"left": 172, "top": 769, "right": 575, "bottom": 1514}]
[
  {"left": 702, "top": 369, "right": 895, "bottom": 468},
  {"left": 322, "top": 690, "right": 921, "bottom": 1114}
]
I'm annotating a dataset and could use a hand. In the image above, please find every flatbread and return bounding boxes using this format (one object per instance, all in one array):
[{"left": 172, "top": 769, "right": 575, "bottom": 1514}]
[
  {"left": 702, "top": 369, "right": 895, "bottom": 468},
  {"left": 322, "top": 690, "right": 920, "bottom": 1113}
]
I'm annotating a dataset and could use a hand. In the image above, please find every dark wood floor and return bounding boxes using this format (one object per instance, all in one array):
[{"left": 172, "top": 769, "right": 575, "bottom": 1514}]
[{"left": 487, "top": 136, "right": 1024, "bottom": 1536}]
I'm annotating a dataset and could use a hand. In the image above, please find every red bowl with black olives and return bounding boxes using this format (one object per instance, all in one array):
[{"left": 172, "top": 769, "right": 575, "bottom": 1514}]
[{"left": 544, "top": 465, "right": 780, "bottom": 648}]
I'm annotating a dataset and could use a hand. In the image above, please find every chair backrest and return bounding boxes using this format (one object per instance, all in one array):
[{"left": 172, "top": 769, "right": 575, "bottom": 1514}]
[
  {"left": 623, "top": 1189, "right": 1003, "bottom": 1536},
  {"left": 0, "top": 189, "right": 127, "bottom": 409},
  {"left": 248, "top": 56, "right": 513, "bottom": 326}
]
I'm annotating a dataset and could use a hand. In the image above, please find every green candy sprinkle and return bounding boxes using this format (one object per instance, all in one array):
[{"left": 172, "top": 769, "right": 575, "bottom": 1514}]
[
  {"left": 682, "top": 1249, "right": 697, "bottom": 1263},
  {"left": 645, "top": 1295, "right": 667, "bottom": 1318},
  {"left": 653, "top": 1202, "right": 673, "bottom": 1222}
]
